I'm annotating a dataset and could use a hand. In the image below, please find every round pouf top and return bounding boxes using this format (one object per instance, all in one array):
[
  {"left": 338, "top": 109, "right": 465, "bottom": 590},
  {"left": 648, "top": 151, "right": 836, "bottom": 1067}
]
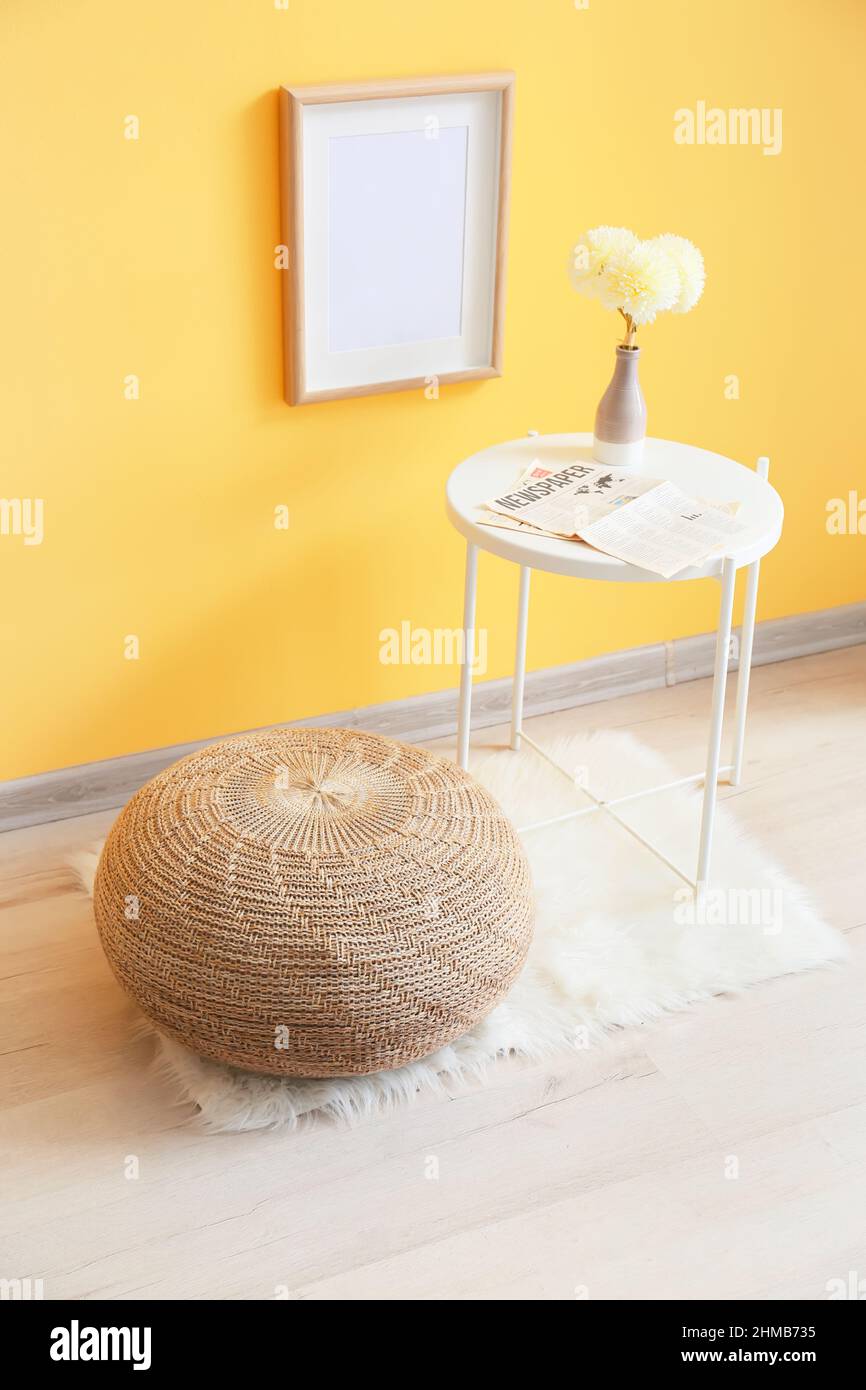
[{"left": 93, "top": 728, "right": 534, "bottom": 1077}]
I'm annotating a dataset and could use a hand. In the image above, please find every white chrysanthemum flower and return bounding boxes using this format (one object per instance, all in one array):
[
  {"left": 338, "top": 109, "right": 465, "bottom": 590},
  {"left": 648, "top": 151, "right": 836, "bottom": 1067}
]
[
  {"left": 568, "top": 225, "right": 639, "bottom": 298},
  {"left": 649, "top": 234, "right": 705, "bottom": 313},
  {"left": 596, "top": 239, "right": 681, "bottom": 325}
]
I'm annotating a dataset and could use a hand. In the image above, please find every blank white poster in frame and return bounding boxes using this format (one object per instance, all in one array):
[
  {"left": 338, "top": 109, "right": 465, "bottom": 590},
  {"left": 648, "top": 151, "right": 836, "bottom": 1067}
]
[{"left": 279, "top": 73, "right": 515, "bottom": 405}]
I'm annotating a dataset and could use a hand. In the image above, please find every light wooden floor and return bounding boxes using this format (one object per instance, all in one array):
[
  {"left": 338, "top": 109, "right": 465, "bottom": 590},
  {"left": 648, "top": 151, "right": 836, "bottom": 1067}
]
[{"left": 2, "top": 645, "right": 866, "bottom": 1301}]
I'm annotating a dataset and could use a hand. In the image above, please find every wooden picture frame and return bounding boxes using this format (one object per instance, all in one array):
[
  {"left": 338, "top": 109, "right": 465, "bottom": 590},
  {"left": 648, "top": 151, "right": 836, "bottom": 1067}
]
[{"left": 279, "top": 72, "right": 515, "bottom": 406}]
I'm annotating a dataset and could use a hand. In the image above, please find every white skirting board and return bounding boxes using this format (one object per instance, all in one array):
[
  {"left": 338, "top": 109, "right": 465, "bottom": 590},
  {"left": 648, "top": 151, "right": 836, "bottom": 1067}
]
[{"left": 2, "top": 600, "right": 864, "bottom": 833}]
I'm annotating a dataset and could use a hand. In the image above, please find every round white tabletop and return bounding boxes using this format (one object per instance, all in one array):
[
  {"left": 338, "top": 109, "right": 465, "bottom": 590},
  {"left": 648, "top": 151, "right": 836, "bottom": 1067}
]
[{"left": 446, "top": 433, "right": 783, "bottom": 582}]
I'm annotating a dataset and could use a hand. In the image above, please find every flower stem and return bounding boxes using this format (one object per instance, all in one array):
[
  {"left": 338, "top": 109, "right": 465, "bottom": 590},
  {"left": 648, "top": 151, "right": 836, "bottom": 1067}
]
[{"left": 618, "top": 308, "right": 637, "bottom": 349}]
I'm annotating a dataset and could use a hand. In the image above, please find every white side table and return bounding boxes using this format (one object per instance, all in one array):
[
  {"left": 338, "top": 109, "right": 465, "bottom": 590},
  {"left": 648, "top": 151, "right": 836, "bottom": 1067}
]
[{"left": 445, "top": 433, "right": 784, "bottom": 889}]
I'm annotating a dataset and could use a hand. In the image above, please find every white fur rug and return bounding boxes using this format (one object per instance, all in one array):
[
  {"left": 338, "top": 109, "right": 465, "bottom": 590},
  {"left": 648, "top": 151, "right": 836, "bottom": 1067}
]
[{"left": 74, "top": 730, "right": 846, "bottom": 1132}]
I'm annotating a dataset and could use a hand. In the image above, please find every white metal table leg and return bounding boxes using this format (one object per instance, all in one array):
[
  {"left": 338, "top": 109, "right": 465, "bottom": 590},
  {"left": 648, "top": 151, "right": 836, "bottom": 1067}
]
[
  {"left": 730, "top": 458, "right": 769, "bottom": 787},
  {"left": 730, "top": 557, "right": 760, "bottom": 786},
  {"left": 696, "top": 556, "right": 737, "bottom": 888},
  {"left": 510, "top": 566, "right": 531, "bottom": 751},
  {"left": 456, "top": 542, "right": 479, "bottom": 771}
]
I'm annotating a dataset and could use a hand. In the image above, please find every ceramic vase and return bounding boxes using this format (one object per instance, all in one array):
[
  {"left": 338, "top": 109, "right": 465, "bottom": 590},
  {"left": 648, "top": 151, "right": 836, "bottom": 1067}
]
[{"left": 593, "top": 345, "right": 647, "bottom": 471}]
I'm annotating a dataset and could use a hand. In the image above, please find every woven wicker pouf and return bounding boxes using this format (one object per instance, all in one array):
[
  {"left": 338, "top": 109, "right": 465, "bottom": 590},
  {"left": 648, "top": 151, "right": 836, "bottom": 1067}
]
[{"left": 93, "top": 728, "right": 533, "bottom": 1077}]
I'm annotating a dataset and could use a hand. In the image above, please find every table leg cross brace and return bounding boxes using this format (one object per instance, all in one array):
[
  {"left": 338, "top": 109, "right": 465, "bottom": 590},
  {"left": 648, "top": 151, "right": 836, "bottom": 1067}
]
[{"left": 516, "top": 731, "right": 732, "bottom": 891}]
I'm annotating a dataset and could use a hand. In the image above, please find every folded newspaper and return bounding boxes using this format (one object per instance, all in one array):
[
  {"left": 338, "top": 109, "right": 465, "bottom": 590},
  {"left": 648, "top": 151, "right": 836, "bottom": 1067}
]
[{"left": 480, "top": 460, "right": 745, "bottom": 578}]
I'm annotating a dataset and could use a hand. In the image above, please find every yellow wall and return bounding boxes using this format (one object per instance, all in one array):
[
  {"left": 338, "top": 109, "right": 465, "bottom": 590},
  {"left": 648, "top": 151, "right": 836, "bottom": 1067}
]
[{"left": 2, "top": 0, "right": 864, "bottom": 781}]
